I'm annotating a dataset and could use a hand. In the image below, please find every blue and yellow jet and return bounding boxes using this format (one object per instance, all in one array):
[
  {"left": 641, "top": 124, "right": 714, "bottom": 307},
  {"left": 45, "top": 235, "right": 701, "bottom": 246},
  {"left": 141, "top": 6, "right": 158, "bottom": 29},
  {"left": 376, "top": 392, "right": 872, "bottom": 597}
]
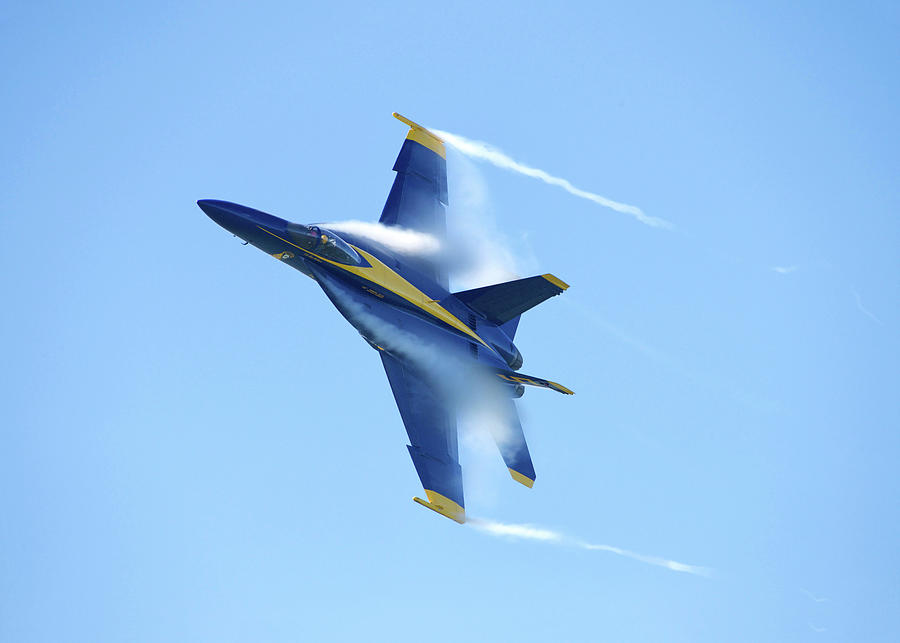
[{"left": 199, "top": 113, "right": 572, "bottom": 524}]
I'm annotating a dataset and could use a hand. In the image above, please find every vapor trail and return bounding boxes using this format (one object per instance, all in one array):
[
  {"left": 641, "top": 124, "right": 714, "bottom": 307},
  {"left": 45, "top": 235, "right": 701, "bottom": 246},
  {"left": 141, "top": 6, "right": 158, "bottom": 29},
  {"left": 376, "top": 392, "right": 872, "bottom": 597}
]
[
  {"left": 432, "top": 129, "right": 671, "bottom": 229},
  {"left": 852, "top": 289, "right": 883, "bottom": 325},
  {"left": 324, "top": 220, "right": 441, "bottom": 256},
  {"left": 468, "top": 518, "right": 562, "bottom": 542},
  {"left": 771, "top": 265, "right": 798, "bottom": 274},
  {"left": 800, "top": 588, "right": 829, "bottom": 603},
  {"left": 580, "top": 543, "right": 711, "bottom": 576},
  {"left": 469, "top": 518, "right": 710, "bottom": 577}
]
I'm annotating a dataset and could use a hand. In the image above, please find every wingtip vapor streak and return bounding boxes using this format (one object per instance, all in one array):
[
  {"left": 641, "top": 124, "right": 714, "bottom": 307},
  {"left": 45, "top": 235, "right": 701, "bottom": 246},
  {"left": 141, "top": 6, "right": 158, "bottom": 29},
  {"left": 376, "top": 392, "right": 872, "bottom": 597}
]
[{"left": 199, "top": 113, "right": 572, "bottom": 524}]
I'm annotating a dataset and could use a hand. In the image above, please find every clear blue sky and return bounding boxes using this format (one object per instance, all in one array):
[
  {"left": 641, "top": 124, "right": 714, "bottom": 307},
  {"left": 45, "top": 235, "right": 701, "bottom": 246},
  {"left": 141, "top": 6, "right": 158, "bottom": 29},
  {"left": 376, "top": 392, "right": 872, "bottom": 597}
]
[{"left": 2, "top": 2, "right": 898, "bottom": 641}]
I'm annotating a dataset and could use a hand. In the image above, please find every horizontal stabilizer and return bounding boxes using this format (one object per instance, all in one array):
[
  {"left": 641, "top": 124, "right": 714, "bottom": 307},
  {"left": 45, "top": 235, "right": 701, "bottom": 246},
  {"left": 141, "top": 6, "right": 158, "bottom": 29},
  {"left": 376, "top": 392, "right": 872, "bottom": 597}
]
[
  {"left": 495, "top": 368, "right": 574, "bottom": 395},
  {"left": 453, "top": 274, "right": 569, "bottom": 325}
]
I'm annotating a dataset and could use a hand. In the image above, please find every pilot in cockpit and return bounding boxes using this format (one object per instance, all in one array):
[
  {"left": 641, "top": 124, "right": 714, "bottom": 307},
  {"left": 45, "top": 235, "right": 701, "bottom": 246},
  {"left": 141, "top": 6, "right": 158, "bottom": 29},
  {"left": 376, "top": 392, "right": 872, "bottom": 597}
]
[{"left": 287, "top": 223, "right": 362, "bottom": 266}]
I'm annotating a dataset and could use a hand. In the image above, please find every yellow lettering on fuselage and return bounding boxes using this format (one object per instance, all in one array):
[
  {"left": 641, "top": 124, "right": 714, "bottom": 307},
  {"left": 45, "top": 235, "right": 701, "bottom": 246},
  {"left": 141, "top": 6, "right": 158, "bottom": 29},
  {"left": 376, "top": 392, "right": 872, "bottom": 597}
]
[{"left": 362, "top": 286, "right": 385, "bottom": 299}]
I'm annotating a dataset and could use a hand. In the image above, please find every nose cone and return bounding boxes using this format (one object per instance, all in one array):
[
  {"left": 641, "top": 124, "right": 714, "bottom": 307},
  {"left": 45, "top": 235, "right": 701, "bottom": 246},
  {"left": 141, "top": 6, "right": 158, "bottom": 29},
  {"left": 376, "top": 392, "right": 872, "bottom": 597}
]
[
  {"left": 197, "top": 199, "right": 288, "bottom": 240},
  {"left": 197, "top": 199, "right": 239, "bottom": 230}
]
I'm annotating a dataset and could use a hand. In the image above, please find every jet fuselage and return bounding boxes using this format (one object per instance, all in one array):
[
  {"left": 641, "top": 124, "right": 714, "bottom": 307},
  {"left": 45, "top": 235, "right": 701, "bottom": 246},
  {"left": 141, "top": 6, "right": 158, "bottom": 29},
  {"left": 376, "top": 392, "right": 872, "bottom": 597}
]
[{"left": 198, "top": 199, "right": 523, "bottom": 375}]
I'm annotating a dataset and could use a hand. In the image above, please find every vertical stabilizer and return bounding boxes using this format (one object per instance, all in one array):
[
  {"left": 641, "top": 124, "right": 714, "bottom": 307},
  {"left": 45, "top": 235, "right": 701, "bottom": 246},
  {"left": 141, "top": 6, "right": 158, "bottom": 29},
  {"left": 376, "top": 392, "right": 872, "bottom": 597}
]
[{"left": 491, "top": 397, "right": 536, "bottom": 488}]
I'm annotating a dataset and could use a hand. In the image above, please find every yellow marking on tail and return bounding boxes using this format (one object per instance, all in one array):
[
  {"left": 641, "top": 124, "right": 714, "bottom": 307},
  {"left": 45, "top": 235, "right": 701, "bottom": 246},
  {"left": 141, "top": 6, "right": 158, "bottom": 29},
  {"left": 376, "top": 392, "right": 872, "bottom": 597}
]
[{"left": 393, "top": 112, "right": 446, "bottom": 159}]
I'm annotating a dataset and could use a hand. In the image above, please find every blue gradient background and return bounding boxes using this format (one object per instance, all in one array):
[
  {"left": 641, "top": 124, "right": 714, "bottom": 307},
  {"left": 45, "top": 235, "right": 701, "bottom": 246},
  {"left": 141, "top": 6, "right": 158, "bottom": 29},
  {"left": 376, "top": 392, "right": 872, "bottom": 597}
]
[{"left": 2, "top": 2, "right": 897, "bottom": 641}]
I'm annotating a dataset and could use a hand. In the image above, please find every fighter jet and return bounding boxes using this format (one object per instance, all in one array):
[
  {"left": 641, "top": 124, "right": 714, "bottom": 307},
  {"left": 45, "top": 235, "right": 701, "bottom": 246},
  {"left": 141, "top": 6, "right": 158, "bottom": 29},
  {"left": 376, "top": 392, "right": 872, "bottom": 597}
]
[{"left": 199, "top": 113, "right": 572, "bottom": 524}]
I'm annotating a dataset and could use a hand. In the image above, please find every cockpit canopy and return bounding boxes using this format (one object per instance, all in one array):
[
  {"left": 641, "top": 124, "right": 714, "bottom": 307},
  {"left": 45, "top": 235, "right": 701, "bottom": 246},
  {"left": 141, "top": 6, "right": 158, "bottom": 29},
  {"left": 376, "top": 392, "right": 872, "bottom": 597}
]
[{"left": 286, "top": 223, "right": 363, "bottom": 266}]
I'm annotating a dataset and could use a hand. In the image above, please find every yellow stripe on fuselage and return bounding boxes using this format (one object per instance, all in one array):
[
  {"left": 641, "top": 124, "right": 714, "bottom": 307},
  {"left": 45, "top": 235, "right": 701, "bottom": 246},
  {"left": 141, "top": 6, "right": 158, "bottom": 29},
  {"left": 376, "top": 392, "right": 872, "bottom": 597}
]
[{"left": 257, "top": 226, "right": 494, "bottom": 352}]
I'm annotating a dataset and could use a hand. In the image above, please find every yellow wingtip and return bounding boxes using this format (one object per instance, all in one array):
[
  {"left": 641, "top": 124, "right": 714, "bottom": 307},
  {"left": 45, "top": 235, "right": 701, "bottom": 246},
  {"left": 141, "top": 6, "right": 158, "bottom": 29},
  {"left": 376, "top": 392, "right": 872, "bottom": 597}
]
[
  {"left": 509, "top": 468, "right": 535, "bottom": 488},
  {"left": 413, "top": 491, "right": 466, "bottom": 524},
  {"left": 542, "top": 273, "right": 570, "bottom": 290}
]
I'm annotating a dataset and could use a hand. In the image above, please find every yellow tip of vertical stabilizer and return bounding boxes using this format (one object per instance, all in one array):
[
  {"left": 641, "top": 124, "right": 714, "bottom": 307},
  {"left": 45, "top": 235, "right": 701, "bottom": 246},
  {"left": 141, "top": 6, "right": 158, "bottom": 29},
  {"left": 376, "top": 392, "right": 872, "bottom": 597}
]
[
  {"left": 393, "top": 112, "right": 446, "bottom": 159},
  {"left": 413, "top": 490, "right": 465, "bottom": 524}
]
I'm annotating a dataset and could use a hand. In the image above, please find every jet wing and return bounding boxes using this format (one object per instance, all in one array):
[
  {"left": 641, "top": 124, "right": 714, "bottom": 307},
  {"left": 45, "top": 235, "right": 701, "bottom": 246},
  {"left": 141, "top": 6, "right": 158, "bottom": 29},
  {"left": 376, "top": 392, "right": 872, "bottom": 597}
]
[
  {"left": 379, "top": 113, "right": 449, "bottom": 289},
  {"left": 379, "top": 351, "right": 465, "bottom": 524}
]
